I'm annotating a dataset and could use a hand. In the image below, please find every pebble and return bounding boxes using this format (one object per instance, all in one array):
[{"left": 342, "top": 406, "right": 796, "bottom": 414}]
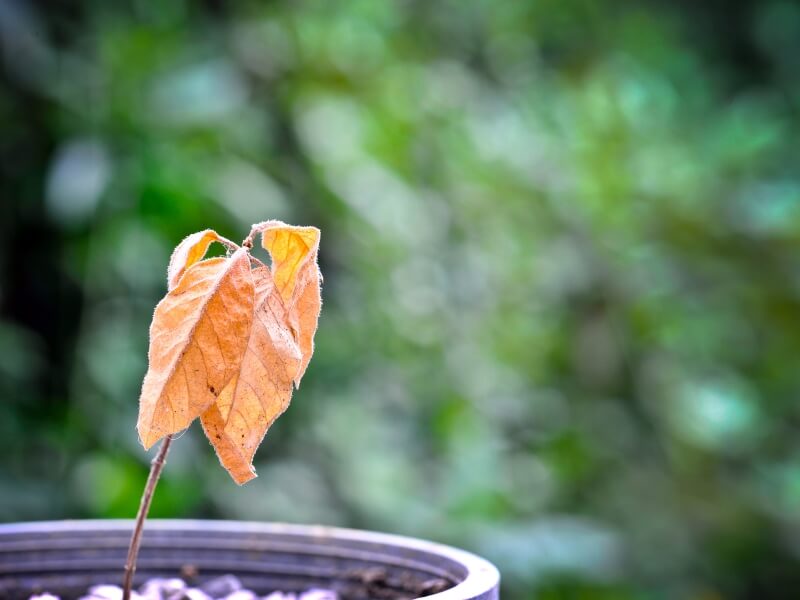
[
  {"left": 199, "top": 575, "right": 242, "bottom": 598},
  {"left": 224, "top": 591, "right": 256, "bottom": 600},
  {"left": 262, "top": 593, "right": 294, "bottom": 600},
  {"left": 299, "top": 589, "right": 337, "bottom": 600},
  {"left": 84, "top": 585, "right": 123, "bottom": 600},
  {"left": 171, "top": 589, "right": 212, "bottom": 600},
  {"left": 139, "top": 578, "right": 187, "bottom": 600},
  {"left": 78, "top": 584, "right": 144, "bottom": 600},
  {"left": 28, "top": 578, "right": 336, "bottom": 600}
]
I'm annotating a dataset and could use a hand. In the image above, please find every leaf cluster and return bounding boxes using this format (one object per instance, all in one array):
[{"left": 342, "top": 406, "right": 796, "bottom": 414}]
[{"left": 137, "top": 221, "right": 321, "bottom": 484}]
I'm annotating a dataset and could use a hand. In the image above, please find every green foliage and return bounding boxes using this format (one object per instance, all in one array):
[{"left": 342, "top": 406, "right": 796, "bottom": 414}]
[{"left": 2, "top": 0, "right": 799, "bottom": 598}]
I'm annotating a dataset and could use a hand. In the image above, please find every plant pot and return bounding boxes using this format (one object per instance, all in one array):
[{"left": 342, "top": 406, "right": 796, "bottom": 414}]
[{"left": 0, "top": 520, "right": 499, "bottom": 600}]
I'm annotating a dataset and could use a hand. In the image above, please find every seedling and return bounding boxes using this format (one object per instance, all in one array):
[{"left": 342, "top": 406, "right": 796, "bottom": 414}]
[{"left": 122, "top": 221, "right": 322, "bottom": 600}]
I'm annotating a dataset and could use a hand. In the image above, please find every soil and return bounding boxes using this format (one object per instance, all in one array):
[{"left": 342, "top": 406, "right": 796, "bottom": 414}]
[{"left": 337, "top": 567, "right": 450, "bottom": 599}]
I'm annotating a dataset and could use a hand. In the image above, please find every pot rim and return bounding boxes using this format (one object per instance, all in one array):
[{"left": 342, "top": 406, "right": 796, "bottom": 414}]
[{"left": 0, "top": 519, "right": 499, "bottom": 600}]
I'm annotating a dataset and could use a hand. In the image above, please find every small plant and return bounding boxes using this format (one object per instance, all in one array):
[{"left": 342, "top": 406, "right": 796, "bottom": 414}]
[{"left": 122, "top": 221, "right": 322, "bottom": 600}]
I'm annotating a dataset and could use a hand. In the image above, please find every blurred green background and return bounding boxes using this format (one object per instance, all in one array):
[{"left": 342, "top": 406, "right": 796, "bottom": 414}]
[{"left": 2, "top": 0, "right": 800, "bottom": 598}]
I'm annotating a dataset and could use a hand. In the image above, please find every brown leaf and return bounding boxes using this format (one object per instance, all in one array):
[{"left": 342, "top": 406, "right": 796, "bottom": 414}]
[
  {"left": 200, "top": 266, "right": 302, "bottom": 484},
  {"left": 137, "top": 247, "right": 255, "bottom": 449},
  {"left": 256, "top": 220, "right": 322, "bottom": 385},
  {"left": 137, "top": 221, "right": 322, "bottom": 485}
]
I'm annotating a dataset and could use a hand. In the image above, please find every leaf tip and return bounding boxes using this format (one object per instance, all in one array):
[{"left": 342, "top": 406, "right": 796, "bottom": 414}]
[
  {"left": 138, "top": 429, "right": 159, "bottom": 451},
  {"left": 234, "top": 470, "right": 257, "bottom": 485},
  {"left": 167, "top": 229, "right": 229, "bottom": 291}
]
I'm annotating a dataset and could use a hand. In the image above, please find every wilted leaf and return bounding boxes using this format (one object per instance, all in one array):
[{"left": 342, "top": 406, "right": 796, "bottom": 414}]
[
  {"left": 136, "top": 221, "right": 322, "bottom": 484},
  {"left": 137, "top": 247, "right": 255, "bottom": 449},
  {"left": 255, "top": 220, "right": 322, "bottom": 385},
  {"left": 200, "top": 266, "right": 302, "bottom": 484}
]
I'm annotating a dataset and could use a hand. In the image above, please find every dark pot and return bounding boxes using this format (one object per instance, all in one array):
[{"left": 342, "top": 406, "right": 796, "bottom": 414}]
[{"left": 0, "top": 520, "right": 499, "bottom": 600}]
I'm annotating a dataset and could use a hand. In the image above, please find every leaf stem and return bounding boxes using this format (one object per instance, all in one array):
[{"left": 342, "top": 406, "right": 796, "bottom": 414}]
[
  {"left": 122, "top": 434, "right": 174, "bottom": 600},
  {"left": 242, "top": 229, "right": 256, "bottom": 249},
  {"left": 242, "top": 220, "right": 272, "bottom": 249},
  {"left": 216, "top": 234, "right": 241, "bottom": 254}
]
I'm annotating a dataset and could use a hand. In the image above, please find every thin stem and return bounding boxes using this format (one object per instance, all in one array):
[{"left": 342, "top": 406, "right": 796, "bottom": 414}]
[
  {"left": 216, "top": 234, "right": 240, "bottom": 254},
  {"left": 242, "top": 228, "right": 256, "bottom": 250},
  {"left": 242, "top": 220, "right": 271, "bottom": 250},
  {"left": 122, "top": 434, "right": 174, "bottom": 600}
]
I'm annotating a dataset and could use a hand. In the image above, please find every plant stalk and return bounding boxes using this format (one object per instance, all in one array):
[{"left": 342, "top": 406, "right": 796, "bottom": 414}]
[{"left": 122, "top": 434, "right": 174, "bottom": 600}]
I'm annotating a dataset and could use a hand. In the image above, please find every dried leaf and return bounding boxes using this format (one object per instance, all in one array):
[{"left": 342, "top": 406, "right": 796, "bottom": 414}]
[
  {"left": 256, "top": 220, "right": 322, "bottom": 385},
  {"left": 137, "top": 248, "right": 255, "bottom": 449},
  {"left": 137, "top": 221, "right": 322, "bottom": 484},
  {"left": 200, "top": 266, "right": 302, "bottom": 484}
]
